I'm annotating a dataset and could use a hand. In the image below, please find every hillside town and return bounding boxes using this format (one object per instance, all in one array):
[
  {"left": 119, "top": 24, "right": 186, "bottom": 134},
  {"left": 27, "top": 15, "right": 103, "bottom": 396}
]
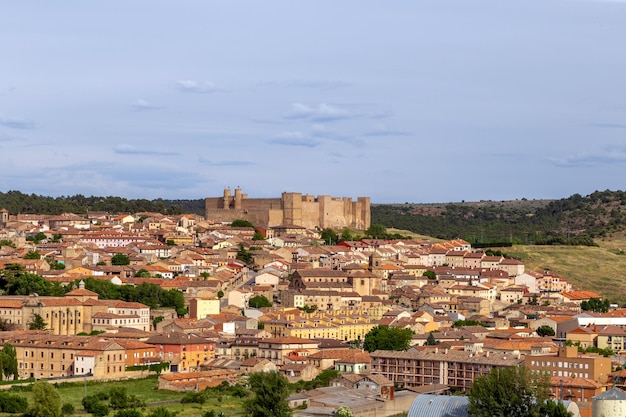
[{"left": 0, "top": 204, "right": 624, "bottom": 417}]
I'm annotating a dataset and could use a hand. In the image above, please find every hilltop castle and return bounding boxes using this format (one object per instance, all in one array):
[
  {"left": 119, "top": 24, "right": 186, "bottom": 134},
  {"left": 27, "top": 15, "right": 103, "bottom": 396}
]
[{"left": 205, "top": 188, "right": 370, "bottom": 230}]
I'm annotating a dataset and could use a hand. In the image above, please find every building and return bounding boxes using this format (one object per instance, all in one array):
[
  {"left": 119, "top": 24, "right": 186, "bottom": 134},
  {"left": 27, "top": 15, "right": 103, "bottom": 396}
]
[
  {"left": 525, "top": 346, "right": 612, "bottom": 383},
  {"left": 370, "top": 348, "right": 523, "bottom": 391},
  {"left": 205, "top": 188, "right": 370, "bottom": 230}
]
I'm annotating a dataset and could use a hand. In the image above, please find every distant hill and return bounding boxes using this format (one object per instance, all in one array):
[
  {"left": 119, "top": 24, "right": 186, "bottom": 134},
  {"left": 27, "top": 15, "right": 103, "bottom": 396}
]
[
  {"left": 0, "top": 190, "right": 206, "bottom": 216},
  {"left": 372, "top": 190, "right": 626, "bottom": 246}
]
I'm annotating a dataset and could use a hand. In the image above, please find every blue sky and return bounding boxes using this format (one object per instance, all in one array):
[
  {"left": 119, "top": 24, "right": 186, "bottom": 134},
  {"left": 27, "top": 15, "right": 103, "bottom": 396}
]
[{"left": 1, "top": 1, "right": 626, "bottom": 203}]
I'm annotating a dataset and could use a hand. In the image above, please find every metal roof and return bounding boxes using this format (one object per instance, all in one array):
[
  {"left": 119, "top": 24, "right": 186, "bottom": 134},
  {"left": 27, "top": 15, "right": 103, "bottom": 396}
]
[{"left": 407, "top": 394, "right": 469, "bottom": 417}]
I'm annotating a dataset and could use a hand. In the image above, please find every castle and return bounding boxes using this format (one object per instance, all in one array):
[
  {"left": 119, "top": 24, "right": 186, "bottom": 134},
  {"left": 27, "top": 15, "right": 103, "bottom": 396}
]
[{"left": 205, "top": 188, "right": 370, "bottom": 230}]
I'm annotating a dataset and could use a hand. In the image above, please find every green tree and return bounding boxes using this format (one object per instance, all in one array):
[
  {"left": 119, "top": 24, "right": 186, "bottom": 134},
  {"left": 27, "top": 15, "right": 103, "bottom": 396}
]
[
  {"left": 335, "top": 406, "right": 354, "bottom": 417},
  {"left": 1, "top": 343, "right": 18, "bottom": 380},
  {"left": 320, "top": 228, "right": 338, "bottom": 245},
  {"left": 580, "top": 298, "right": 609, "bottom": 313},
  {"left": 0, "top": 240, "right": 16, "bottom": 248},
  {"left": 537, "top": 325, "right": 556, "bottom": 337},
  {"left": 422, "top": 270, "right": 437, "bottom": 280},
  {"left": 29, "top": 313, "right": 48, "bottom": 330},
  {"left": 365, "top": 224, "right": 387, "bottom": 238},
  {"left": 135, "top": 269, "right": 151, "bottom": 278},
  {"left": 363, "top": 325, "right": 414, "bottom": 352},
  {"left": 236, "top": 244, "right": 253, "bottom": 265},
  {"left": 111, "top": 253, "right": 130, "bottom": 266},
  {"left": 27, "top": 381, "right": 62, "bottom": 417},
  {"left": 217, "top": 290, "right": 224, "bottom": 299},
  {"left": 244, "top": 371, "right": 292, "bottom": 417},
  {"left": 24, "top": 250, "right": 41, "bottom": 260},
  {"left": 425, "top": 332, "right": 438, "bottom": 346},
  {"left": 248, "top": 295, "right": 272, "bottom": 308},
  {"left": 340, "top": 228, "right": 354, "bottom": 242},
  {"left": 468, "top": 365, "right": 549, "bottom": 417},
  {"left": 113, "top": 410, "right": 143, "bottom": 417},
  {"left": 252, "top": 231, "right": 265, "bottom": 240},
  {"left": 540, "top": 400, "right": 572, "bottom": 417},
  {"left": 231, "top": 219, "right": 255, "bottom": 228}
]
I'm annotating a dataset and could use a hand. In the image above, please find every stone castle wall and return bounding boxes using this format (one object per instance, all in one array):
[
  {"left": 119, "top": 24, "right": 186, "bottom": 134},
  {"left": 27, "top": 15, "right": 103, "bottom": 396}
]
[{"left": 205, "top": 189, "right": 370, "bottom": 230}]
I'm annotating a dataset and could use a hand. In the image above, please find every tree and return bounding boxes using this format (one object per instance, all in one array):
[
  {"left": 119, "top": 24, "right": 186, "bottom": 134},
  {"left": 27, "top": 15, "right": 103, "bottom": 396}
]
[
  {"left": 135, "top": 269, "right": 151, "bottom": 278},
  {"left": 468, "top": 365, "right": 549, "bottom": 417},
  {"left": 248, "top": 295, "right": 272, "bottom": 308},
  {"left": 540, "top": 400, "right": 573, "bottom": 417},
  {"left": 24, "top": 250, "right": 41, "bottom": 260},
  {"left": 1, "top": 343, "right": 18, "bottom": 380},
  {"left": 252, "top": 231, "right": 265, "bottom": 240},
  {"left": 320, "top": 228, "right": 338, "bottom": 245},
  {"left": 29, "top": 313, "right": 47, "bottom": 330},
  {"left": 363, "top": 325, "right": 414, "bottom": 352},
  {"left": 111, "top": 253, "right": 130, "bottom": 266},
  {"left": 425, "top": 332, "right": 438, "bottom": 346},
  {"left": 365, "top": 224, "right": 387, "bottom": 238},
  {"left": 340, "top": 228, "right": 354, "bottom": 242},
  {"left": 27, "top": 381, "right": 62, "bottom": 417},
  {"left": 231, "top": 219, "right": 255, "bottom": 228},
  {"left": 537, "top": 325, "right": 556, "bottom": 337},
  {"left": 236, "top": 244, "right": 253, "bottom": 265},
  {"left": 422, "top": 270, "right": 437, "bottom": 280},
  {"left": 244, "top": 371, "right": 292, "bottom": 417},
  {"left": 580, "top": 298, "right": 609, "bottom": 313},
  {"left": 335, "top": 406, "right": 354, "bottom": 417},
  {"left": 217, "top": 290, "right": 224, "bottom": 299}
]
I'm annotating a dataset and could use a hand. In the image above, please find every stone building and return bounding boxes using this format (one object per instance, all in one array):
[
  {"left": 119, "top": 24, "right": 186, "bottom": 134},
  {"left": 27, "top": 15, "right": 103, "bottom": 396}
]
[{"left": 205, "top": 188, "right": 370, "bottom": 230}]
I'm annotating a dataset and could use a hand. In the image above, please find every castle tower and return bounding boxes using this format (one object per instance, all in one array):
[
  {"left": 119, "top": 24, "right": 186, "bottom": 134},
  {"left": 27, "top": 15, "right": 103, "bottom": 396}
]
[
  {"left": 234, "top": 188, "right": 243, "bottom": 210},
  {"left": 0, "top": 208, "right": 8, "bottom": 225},
  {"left": 223, "top": 189, "right": 231, "bottom": 210},
  {"left": 282, "top": 192, "right": 303, "bottom": 226}
]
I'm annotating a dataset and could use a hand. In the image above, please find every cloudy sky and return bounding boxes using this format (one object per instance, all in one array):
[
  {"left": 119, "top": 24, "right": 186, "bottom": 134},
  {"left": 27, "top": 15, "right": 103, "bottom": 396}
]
[{"left": 2, "top": 1, "right": 626, "bottom": 203}]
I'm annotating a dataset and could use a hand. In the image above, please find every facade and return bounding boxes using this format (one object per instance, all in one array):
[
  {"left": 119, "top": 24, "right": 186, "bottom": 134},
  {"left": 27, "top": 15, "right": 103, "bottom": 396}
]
[
  {"left": 370, "top": 348, "right": 523, "bottom": 391},
  {"left": 205, "top": 188, "right": 370, "bottom": 229},
  {"left": 525, "top": 346, "right": 612, "bottom": 383}
]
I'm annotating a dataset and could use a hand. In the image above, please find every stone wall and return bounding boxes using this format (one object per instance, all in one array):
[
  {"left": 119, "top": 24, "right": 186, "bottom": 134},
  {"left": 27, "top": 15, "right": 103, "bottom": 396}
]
[{"left": 205, "top": 189, "right": 370, "bottom": 230}]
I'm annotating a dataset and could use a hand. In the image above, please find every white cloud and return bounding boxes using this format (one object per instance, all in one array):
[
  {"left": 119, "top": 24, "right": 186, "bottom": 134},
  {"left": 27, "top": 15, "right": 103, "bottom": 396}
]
[
  {"left": 131, "top": 99, "right": 162, "bottom": 111},
  {"left": 0, "top": 114, "right": 35, "bottom": 129},
  {"left": 176, "top": 79, "right": 226, "bottom": 94}
]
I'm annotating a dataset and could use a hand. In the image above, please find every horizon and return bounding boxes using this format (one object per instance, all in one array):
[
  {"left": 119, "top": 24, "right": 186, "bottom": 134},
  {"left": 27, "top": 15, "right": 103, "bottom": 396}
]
[{"left": 2, "top": 1, "right": 626, "bottom": 203}]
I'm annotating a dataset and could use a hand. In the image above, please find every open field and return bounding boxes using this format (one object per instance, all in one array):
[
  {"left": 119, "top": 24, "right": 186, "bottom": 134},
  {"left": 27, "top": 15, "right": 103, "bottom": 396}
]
[
  {"left": 6, "top": 376, "right": 246, "bottom": 417},
  {"left": 495, "top": 234, "right": 626, "bottom": 304}
]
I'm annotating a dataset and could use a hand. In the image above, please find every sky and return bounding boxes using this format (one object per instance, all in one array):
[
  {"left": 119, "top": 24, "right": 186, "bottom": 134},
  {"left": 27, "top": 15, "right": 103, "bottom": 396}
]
[{"left": 1, "top": 0, "right": 626, "bottom": 204}]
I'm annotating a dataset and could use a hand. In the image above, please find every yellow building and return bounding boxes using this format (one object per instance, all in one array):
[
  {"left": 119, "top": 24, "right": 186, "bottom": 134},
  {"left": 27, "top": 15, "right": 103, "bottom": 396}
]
[{"left": 189, "top": 298, "right": 221, "bottom": 319}]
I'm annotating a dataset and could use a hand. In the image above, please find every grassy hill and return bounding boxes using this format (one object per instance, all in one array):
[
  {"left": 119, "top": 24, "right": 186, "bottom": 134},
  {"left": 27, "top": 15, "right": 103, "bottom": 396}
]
[{"left": 500, "top": 234, "right": 626, "bottom": 304}]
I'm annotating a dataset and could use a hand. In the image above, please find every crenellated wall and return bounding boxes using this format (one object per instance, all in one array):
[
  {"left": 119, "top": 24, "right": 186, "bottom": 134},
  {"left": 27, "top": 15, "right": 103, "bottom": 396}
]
[{"left": 205, "top": 188, "right": 370, "bottom": 230}]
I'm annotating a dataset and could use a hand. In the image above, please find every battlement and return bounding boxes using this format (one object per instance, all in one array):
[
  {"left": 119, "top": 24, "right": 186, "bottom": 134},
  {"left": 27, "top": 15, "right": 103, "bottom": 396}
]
[{"left": 205, "top": 188, "right": 370, "bottom": 230}]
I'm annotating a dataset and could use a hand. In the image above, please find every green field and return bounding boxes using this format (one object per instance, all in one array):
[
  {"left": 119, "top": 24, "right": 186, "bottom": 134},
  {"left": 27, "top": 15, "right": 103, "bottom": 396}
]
[
  {"left": 5, "top": 376, "right": 246, "bottom": 417},
  {"left": 494, "top": 234, "right": 626, "bottom": 304}
]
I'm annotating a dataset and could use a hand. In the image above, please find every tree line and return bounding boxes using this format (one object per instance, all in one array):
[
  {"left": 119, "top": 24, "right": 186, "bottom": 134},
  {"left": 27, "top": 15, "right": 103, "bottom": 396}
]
[
  {"left": 372, "top": 190, "right": 626, "bottom": 246},
  {"left": 0, "top": 190, "right": 205, "bottom": 215}
]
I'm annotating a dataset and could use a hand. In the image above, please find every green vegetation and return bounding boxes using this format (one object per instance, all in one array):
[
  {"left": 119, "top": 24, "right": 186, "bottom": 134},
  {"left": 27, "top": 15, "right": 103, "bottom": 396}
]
[
  {"left": 111, "top": 253, "right": 130, "bottom": 266},
  {"left": 581, "top": 298, "right": 610, "bottom": 313},
  {"left": 0, "top": 191, "right": 206, "bottom": 216},
  {"left": 28, "top": 314, "right": 48, "bottom": 330},
  {"left": 373, "top": 190, "right": 626, "bottom": 246},
  {"left": 248, "top": 295, "right": 272, "bottom": 308},
  {"left": 24, "top": 250, "right": 41, "bottom": 260},
  {"left": 453, "top": 320, "right": 487, "bottom": 328},
  {"left": 26, "top": 381, "right": 62, "bottom": 417},
  {"left": 244, "top": 371, "right": 292, "bottom": 417},
  {"left": 0, "top": 391, "right": 28, "bottom": 413},
  {"left": 0, "top": 343, "right": 18, "bottom": 380},
  {"left": 536, "top": 325, "right": 555, "bottom": 337},
  {"left": 231, "top": 219, "right": 255, "bottom": 228},
  {"left": 468, "top": 366, "right": 551, "bottom": 417},
  {"left": 363, "top": 325, "right": 414, "bottom": 352},
  {"left": 236, "top": 244, "right": 253, "bottom": 265}
]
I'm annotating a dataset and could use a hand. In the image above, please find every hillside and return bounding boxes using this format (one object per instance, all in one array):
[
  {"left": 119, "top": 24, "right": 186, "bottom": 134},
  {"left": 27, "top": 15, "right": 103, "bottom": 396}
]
[
  {"left": 372, "top": 190, "right": 626, "bottom": 246},
  {"left": 497, "top": 234, "right": 626, "bottom": 304}
]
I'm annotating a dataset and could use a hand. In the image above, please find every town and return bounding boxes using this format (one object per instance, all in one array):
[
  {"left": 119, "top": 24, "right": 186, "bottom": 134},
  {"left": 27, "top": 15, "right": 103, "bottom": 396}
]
[{"left": 0, "top": 189, "right": 623, "bottom": 417}]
